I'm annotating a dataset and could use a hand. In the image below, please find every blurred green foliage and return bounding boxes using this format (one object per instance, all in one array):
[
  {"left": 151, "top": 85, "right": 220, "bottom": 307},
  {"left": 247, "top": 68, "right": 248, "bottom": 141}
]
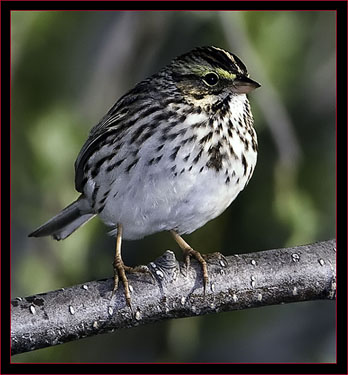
[{"left": 11, "top": 11, "right": 335, "bottom": 363}]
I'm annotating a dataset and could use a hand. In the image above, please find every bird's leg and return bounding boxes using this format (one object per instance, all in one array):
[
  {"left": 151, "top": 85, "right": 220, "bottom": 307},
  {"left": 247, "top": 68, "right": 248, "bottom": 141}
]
[
  {"left": 112, "top": 223, "right": 132, "bottom": 308},
  {"left": 112, "top": 224, "right": 154, "bottom": 308},
  {"left": 170, "top": 230, "right": 208, "bottom": 294}
]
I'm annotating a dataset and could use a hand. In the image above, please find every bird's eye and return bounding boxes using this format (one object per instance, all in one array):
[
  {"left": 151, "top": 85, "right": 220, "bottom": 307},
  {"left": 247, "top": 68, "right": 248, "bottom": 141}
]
[{"left": 203, "top": 72, "right": 219, "bottom": 86}]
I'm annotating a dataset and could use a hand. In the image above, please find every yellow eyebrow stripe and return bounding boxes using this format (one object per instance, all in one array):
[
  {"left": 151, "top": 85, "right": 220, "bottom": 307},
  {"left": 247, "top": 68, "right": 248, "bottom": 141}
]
[
  {"left": 215, "top": 68, "right": 236, "bottom": 80},
  {"left": 191, "top": 65, "right": 237, "bottom": 81}
]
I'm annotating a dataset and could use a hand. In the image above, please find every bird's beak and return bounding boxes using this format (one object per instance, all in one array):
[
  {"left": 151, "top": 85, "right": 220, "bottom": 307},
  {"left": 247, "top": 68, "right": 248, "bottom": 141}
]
[{"left": 232, "top": 76, "right": 261, "bottom": 94}]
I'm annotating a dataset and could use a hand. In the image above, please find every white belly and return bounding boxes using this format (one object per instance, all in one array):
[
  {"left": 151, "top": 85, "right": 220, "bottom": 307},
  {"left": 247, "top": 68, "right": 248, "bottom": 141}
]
[{"left": 94, "top": 138, "right": 256, "bottom": 239}]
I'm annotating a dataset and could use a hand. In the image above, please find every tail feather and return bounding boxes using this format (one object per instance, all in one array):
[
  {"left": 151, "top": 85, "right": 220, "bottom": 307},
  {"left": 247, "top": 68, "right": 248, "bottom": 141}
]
[{"left": 29, "top": 196, "right": 95, "bottom": 241}]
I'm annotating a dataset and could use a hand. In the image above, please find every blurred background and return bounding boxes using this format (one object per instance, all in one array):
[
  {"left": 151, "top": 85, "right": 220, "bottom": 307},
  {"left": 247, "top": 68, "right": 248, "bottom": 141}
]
[{"left": 11, "top": 11, "right": 336, "bottom": 363}]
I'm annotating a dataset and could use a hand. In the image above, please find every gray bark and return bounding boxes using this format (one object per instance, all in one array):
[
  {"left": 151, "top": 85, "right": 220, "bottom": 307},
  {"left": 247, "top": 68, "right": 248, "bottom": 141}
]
[{"left": 11, "top": 239, "right": 336, "bottom": 356}]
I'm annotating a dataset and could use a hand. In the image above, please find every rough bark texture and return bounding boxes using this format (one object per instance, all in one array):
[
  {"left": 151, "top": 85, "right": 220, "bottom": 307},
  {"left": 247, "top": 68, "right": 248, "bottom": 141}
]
[{"left": 11, "top": 239, "right": 336, "bottom": 356}]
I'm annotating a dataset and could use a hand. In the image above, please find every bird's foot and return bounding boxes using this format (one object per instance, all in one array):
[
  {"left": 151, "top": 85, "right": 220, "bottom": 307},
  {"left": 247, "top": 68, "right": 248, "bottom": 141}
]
[
  {"left": 170, "top": 230, "right": 208, "bottom": 294},
  {"left": 182, "top": 247, "right": 208, "bottom": 295},
  {"left": 112, "top": 256, "right": 133, "bottom": 311}
]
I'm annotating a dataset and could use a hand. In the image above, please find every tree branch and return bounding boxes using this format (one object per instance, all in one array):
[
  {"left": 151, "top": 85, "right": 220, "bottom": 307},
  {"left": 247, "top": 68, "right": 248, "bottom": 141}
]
[{"left": 11, "top": 239, "right": 336, "bottom": 356}]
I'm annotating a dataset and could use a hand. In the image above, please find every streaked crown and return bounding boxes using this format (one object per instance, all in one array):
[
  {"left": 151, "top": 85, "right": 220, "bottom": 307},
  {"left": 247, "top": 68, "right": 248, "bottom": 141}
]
[
  {"left": 173, "top": 46, "right": 248, "bottom": 75},
  {"left": 168, "top": 46, "right": 260, "bottom": 99}
]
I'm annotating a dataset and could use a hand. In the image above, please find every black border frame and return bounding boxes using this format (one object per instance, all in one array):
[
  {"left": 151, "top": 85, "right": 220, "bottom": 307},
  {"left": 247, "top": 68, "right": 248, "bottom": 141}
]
[{"left": 2, "top": 1, "right": 347, "bottom": 374}]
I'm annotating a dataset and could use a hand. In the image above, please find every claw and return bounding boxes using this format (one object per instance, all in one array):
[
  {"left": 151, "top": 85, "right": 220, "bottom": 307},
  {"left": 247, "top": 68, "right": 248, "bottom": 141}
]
[
  {"left": 170, "top": 230, "right": 208, "bottom": 294},
  {"left": 112, "top": 254, "right": 132, "bottom": 309}
]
